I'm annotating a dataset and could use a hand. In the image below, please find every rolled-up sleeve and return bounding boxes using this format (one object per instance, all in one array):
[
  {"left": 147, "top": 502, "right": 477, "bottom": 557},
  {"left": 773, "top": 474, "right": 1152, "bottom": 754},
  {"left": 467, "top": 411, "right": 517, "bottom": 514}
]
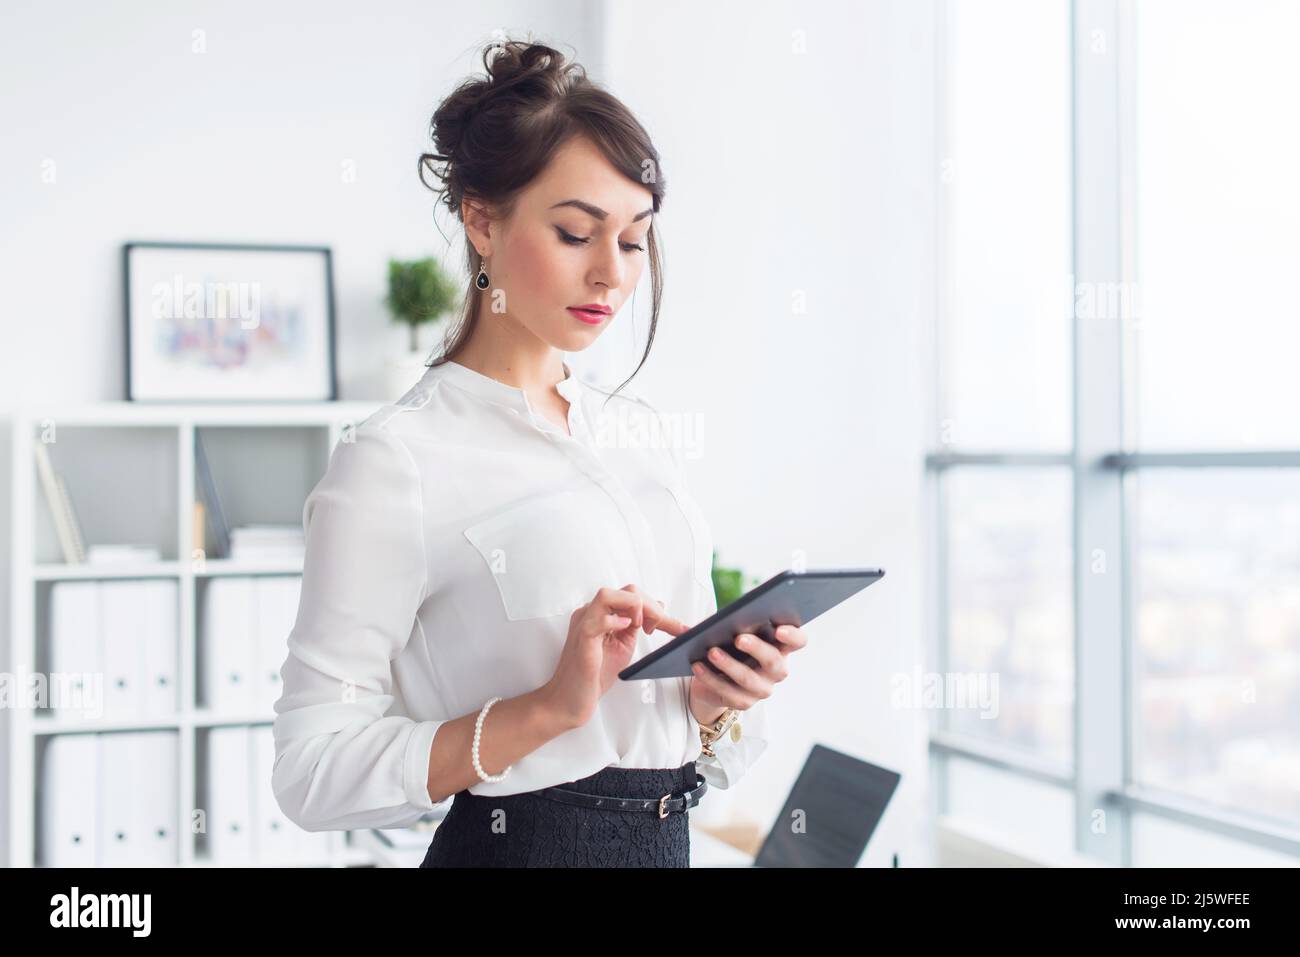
[
  {"left": 689, "top": 580, "right": 771, "bottom": 790},
  {"left": 271, "top": 423, "right": 448, "bottom": 831},
  {"left": 696, "top": 700, "right": 769, "bottom": 790}
]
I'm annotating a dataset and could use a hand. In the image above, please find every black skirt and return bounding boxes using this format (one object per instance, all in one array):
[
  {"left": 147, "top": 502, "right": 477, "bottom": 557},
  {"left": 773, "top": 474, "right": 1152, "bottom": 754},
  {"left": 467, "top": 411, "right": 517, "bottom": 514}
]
[{"left": 419, "top": 761, "right": 698, "bottom": 868}]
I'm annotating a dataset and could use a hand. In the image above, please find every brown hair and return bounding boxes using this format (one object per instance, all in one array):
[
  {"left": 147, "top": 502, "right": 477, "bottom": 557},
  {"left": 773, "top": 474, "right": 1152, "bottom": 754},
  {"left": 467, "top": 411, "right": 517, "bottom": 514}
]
[{"left": 418, "top": 38, "right": 667, "bottom": 403}]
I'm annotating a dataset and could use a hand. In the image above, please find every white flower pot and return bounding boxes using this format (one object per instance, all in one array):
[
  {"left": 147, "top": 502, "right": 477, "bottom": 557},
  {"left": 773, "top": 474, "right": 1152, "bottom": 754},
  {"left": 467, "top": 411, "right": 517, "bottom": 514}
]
[{"left": 384, "top": 317, "right": 451, "bottom": 399}]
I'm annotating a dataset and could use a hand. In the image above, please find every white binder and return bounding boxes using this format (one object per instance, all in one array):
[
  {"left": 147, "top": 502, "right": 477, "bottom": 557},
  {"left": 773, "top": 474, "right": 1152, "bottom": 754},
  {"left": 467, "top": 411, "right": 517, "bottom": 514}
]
[
  {"left": 203, "top": 578, "right": 257, "bottom": 714},
  {"left": 253, "top": 576, "right": 301, "bottom": 716},
  {"left": 206, "top": 726, "right": 254, "bottom": 864},
  {"left": 140, "top": 580, "right": 179, "bottom": 717},
  {"left": 100, "top": 582, "right": 144, "bottom": 719},
  {"left": 130, "top": 732, "right": 179, "bottom": 865},
  {"left": 39, "top": 733, "right": 99, "bottom": 867},
  {"left": 49, "top": 581, "right": 100, "bottom": 717},
  {"left": 100, "top": 731, "right": 151, "bottom": 865}
]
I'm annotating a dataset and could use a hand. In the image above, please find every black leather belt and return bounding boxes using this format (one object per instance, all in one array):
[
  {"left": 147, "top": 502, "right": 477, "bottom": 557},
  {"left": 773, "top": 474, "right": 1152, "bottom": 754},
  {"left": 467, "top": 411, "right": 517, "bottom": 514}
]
[{"left": 532, "top": 773, "right": 708, "bottom": 818}]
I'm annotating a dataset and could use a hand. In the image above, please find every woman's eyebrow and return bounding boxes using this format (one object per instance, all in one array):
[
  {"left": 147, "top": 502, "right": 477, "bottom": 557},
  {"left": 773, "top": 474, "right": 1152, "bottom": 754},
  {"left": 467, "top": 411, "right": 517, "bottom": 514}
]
[{"left": 549, "top": 198, "right": 653, "bottom": 222}]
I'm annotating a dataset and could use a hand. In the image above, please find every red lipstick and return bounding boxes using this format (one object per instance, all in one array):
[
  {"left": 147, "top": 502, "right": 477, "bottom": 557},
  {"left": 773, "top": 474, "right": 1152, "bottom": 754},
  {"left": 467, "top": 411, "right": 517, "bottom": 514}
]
[{"left": 567, "top": 304, "right": 610, "bottom": 324}]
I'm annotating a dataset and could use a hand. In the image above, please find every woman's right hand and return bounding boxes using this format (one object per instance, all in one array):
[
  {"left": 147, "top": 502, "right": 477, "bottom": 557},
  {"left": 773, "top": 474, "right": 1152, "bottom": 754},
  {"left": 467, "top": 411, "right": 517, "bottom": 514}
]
[{"left": 542, "top": 584, "right": 689, "bottom": 731}]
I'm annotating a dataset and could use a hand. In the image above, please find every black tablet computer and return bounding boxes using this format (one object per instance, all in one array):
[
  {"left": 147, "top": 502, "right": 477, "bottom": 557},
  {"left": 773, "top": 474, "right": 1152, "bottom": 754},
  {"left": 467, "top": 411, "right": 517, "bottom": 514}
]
[{"left": 619, "top": 567, "right": 885, "bottom": 681}]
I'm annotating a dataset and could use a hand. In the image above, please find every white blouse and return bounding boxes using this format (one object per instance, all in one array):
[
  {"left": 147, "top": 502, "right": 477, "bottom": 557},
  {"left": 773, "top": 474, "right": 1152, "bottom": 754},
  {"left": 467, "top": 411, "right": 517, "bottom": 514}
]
[{"left": 272, "top": 358, "right": 768, "bottom": 832}]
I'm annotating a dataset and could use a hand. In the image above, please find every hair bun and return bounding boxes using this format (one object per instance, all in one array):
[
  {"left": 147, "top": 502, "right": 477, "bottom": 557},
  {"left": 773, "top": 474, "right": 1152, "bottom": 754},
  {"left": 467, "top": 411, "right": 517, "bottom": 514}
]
[
  {"left": 436, "top": 43, "right": 580, "bottom": 163},
  {"left": 421, "top": 40, "right": 585, "bottom": 217},
  {"left": 483, "top": 39, "right": 579, "bottom": 87}
]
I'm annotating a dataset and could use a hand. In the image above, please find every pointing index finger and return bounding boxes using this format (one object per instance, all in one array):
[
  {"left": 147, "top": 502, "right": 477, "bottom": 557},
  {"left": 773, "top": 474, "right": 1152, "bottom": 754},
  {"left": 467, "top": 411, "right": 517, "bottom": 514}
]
[{"left": 644, "top": 606, "right": 689, "bottom": 636}]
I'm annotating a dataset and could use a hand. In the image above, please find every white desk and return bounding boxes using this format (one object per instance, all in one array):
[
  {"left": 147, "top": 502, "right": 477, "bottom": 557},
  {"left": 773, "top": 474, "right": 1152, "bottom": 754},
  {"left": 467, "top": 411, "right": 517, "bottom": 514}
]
[{"left": 689, "top": 827, "right": 755, "bottom": 867}]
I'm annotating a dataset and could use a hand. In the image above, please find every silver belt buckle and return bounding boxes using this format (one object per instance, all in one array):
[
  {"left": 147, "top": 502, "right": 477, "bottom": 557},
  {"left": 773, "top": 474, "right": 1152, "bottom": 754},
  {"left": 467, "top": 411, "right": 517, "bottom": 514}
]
[{"left": 658, "top": 792, "right": 672, "bottom": 819}]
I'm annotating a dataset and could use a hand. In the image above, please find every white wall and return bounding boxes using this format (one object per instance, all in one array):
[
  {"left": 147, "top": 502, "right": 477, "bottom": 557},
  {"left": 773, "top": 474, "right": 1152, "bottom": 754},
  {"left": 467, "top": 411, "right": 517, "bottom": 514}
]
[
  {"left": 597, "top": 0, "right": 937, "bottom": 864},
  {"left": 0, "top": 0, "right": 604, "bottom": 408}
]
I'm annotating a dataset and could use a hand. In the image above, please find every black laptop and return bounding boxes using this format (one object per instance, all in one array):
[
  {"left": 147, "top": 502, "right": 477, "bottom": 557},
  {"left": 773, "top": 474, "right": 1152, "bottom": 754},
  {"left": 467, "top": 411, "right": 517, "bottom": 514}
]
[{"left": 692, "top": 744, "right": 902, "bottom": 868}]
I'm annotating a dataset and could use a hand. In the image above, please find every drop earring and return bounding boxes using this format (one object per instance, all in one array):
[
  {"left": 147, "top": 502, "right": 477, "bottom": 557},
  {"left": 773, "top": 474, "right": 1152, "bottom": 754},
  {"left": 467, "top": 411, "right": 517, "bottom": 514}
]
[{"left": 475, "top": 256, "right": 490, "bottom": 290}]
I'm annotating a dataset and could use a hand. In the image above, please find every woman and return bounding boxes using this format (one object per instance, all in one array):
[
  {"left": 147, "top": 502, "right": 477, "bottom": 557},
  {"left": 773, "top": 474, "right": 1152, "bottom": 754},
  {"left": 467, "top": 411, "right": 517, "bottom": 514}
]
[{"left": 271, "top": 38, "right": 808, "bottom": 868}]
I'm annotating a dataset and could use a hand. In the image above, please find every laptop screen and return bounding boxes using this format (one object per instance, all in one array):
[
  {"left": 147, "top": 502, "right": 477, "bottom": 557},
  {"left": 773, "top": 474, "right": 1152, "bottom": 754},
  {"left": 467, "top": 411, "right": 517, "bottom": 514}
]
[{"left": 753, "top": 744, "right": 902, "bottom": 867}]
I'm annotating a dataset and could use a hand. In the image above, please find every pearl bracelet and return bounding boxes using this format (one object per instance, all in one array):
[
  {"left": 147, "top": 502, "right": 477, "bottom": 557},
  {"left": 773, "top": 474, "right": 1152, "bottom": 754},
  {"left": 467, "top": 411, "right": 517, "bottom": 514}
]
[{"left": 473, "top": 696, "right": 513, "bottom": 783}]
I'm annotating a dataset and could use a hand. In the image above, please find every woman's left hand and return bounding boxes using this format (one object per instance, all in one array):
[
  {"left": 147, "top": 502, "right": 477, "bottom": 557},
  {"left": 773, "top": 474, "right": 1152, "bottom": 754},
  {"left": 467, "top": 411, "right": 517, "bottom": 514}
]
[{"left": 688, "top": 624, "right": 808, "bottom": 722}]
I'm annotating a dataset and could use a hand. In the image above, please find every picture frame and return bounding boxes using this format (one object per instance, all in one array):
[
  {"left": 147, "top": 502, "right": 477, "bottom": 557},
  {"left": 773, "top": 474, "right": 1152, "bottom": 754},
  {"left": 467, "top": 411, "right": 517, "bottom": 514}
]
[{"left": 123, "top": 241, "right": 338, "bottom": 402}]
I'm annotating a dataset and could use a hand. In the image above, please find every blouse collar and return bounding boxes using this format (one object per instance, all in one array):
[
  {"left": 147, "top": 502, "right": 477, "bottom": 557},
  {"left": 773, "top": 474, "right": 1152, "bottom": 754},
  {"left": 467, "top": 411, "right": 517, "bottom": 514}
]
[{"left": 427, "top": 357, "right": 584, "bottom": 419}]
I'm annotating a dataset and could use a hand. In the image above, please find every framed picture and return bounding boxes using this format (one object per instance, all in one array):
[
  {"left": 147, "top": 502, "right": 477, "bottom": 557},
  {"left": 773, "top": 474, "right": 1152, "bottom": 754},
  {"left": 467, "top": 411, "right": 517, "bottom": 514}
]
[{"left": 124, "top": 242, "right": 337, "bottom": 401}]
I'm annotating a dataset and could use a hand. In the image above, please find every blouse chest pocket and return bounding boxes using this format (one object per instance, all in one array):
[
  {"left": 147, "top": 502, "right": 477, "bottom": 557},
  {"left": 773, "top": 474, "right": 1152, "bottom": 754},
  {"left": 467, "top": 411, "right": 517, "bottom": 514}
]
[
  {"left": 463, "top": 487, "right": 637, "bottom": 622},
  {"left": 663, "top": 481, "right": 715, "bottom": 592}
]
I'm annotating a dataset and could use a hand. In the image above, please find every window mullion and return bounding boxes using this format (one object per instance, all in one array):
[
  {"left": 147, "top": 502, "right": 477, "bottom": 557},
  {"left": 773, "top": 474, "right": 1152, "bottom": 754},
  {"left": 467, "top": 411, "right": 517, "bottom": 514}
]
[{"left": 1071, "top": 0, "right": 1129, "bottom": 865}]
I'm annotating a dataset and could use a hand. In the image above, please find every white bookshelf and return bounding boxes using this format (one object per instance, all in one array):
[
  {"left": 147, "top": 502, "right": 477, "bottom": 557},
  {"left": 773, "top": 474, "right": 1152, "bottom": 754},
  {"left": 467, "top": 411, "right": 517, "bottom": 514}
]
[{"left": 5, "top": 400, "right": 386, "bottom": 868}]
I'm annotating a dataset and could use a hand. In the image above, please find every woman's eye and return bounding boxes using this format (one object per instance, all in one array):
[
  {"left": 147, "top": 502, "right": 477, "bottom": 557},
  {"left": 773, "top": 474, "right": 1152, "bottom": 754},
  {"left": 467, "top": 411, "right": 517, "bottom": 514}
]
[
  {"left": 556, "top": 227, "right": 589, "bottom": 246},
  {"left": 555, "top": 226, "right": 644, "bottom": 253}
]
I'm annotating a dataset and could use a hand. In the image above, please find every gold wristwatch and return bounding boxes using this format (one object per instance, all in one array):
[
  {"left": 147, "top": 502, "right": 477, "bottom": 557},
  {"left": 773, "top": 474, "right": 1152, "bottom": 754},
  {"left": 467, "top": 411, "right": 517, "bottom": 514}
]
[{"left": 699, "top": 708, "right": 742, "bottom": 758}]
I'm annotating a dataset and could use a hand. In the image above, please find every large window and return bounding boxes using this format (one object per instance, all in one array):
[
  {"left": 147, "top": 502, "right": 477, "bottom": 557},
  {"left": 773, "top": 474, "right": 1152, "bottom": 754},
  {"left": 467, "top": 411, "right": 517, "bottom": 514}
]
[
  {"left": 946, "top": 467, "right": 1073, "bottom": 762},
  {"left": 1133, "top": 0, "right": 1300, "bottom": 451},
  {"left": 1134, "top": 468, "right": 1300, "bottom": 825},
  {"left": 1129, "top": 0, "right": 1300, "bottom": 831},
  {"left": 931, "top": 0, "right": 1300, "bottom": 864}
]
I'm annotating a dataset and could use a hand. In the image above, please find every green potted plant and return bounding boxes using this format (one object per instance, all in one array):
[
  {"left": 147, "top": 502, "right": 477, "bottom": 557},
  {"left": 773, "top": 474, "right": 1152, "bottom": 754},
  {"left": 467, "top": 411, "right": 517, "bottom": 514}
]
[
  {"left": 710, "top": 549, "right": 757, "bottom": 610},
  {"left": 383, "top": 256, "right": 459, "bottom": 398}
]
